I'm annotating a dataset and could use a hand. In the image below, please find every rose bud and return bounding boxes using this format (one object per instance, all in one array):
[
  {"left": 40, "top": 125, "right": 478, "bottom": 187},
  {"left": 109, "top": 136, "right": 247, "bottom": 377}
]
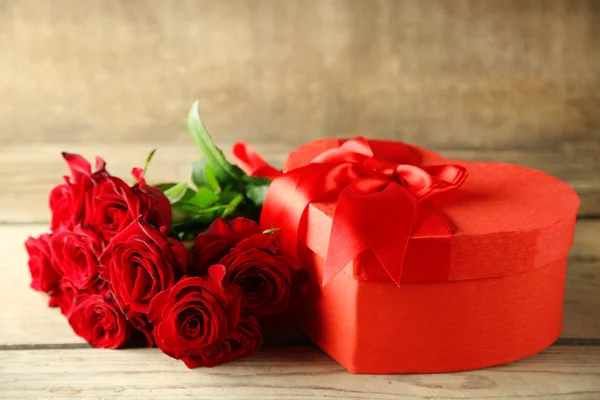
[
  {"left": 68, "top": 294, "right": 132, "bottom": 349},
  {"left": 148, "top": 265, "right": 241, "bottom": 361},
  {"left": 50, "top": 225, "right": 104, "bottom": 290},
  {"left": 25, "top": 233, "right": 61, "bottom": 294},
  {"left": 182, "top": 316, "right": 263, "bottom": 368},
  {"left": 220, "top": 234, "right": 293, "bottom": 317},
  {"left": 192, "top": 217, "right": 262, "bottom": 276},
  {"left": 50, "top": 153, "right": 108, "bottom": 232},
  {"left": 99, "top": 218, "right": 189, "bottom": 316}
]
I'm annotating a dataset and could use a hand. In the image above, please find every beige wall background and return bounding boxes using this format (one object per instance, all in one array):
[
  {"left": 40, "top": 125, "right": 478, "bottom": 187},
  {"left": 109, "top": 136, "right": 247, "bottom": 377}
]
[{"left": 0, "top": 0, "right": 599, "bottom": 221}]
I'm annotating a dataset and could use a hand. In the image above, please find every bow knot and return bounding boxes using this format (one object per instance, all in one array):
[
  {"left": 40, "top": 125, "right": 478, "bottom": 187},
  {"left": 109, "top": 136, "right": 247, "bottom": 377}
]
[{"left": 234, "top": 137, "right": 468, "bottom": 286}]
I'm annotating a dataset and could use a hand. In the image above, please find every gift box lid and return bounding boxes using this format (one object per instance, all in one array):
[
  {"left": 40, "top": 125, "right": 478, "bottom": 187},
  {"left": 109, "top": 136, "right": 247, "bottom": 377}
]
[{"left": 281, "top": 138, "right": 580, "bottom": 284}]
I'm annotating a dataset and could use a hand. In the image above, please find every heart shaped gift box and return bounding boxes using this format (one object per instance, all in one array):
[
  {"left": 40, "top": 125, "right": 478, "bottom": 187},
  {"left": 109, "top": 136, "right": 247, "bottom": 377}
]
[{"left": 235, "top": 138, "right": 580, "bottom": 374}]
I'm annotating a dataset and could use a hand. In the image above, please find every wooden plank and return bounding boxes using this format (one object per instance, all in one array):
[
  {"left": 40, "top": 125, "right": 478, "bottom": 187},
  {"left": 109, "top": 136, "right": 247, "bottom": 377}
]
[
  {"left": 1, "top": 221, "right": 598, "bottom": 347},
  {"left": 0, "top": 346, "right": 599, "bottom": 399},
  {"left": 1, "top": 142, "right": 599, "bottom": 224},
  {"left": 564, "top": 257, "right": 600, "bottom": 340},
  {"left": 0, "top": 225, "right": 84, "bottom": 347},
  {"left": 1, "top": 0, "right": 599, "bottom": 148}
]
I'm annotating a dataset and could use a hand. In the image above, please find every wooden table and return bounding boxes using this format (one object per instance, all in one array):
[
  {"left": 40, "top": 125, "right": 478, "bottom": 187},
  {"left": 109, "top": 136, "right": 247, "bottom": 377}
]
[
  {"left": 1, "top": 143, "right": 600, "bottom": 399},
  {"left": 0, "top": 172, "right": 599, "bottom": 399}
]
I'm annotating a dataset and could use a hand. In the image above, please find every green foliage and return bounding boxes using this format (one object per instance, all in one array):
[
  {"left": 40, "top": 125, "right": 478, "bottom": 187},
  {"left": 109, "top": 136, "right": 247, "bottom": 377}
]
[
  {"left": 155, "top": 101, "right": 273, "bottom": 239},
  {"left": 244, "top": 176, "right": 271, "bottom": 207},
  {"left": 163, "top": 181, "right": 190, "bottom": 204}
]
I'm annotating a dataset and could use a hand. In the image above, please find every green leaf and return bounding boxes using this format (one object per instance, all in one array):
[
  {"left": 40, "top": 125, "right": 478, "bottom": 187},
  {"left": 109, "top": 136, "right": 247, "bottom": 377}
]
[
  {"left": 245, "top": 185, "right": 269, "bottom": 207},
  {"left": 187, "top": 187, "right": 219, "bottom": 208},
  {"left": 244, "top": 176, "right": 271, "bottom": 207},
  {"left": 154, "top": 182, "right": 176, "bottom": 192},
  {"left": 262, "top": 227, "right": 280, "bottom": 235},
  {"left": 218, "top": 189, "right": 241, "bottom": 204},
  {"left": 172, "top": 204, "right": 228, "bottom": 226},
  {"left": 142, "top": 149, "right": 156, "bottom": 175},
  {"left": 163, "top": 181, "right": 189, "bottom": 204},
  {"left": 171, "top": 204, "right": 194, "bottom": 224},
  {"left": 180, "top": 188, "right": 197, "bottom": 203},
  {"left": 222, "top": 193, "right": 244, "bottom": 218},
  {"left": 191, "top": 159, "right": 221, "bottom": 193},
  {"left": 191, "top": 158, "right": 208, "bottom": 188},
  {"left": 204, "top": 164, "right": 221, "bottom": 193},
  {"left": 187, "top": 100, "right": 244, "bottom": 184},
  {"left": 132, "top": 149, "right": 157, "bottom": 185},
  {"left": 174, "top": 202, "right": 225, "bottom": 214}
]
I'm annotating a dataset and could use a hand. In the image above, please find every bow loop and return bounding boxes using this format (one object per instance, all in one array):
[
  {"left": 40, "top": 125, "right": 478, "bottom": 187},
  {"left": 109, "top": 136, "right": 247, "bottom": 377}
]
[
  {"left": 234, "top": 137, "right": 468, "bottom": 286},
  {"left": 395, "top": 164, "right": 468, "bottom": 200},
  {"left": 232, "top": 141, "right": 282, "bottom": 179},
  {"left": 310, "top": 137, "right": 374, "bottom": 164},
  {"left": 324, "top": 181, "right": 417, "bottom": 286}
]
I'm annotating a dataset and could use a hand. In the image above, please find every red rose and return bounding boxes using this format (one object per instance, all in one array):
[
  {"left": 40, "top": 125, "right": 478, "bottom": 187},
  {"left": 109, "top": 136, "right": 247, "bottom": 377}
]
[
  {"left": 182, "top": 316, "right": 263, "bottom": 368},
  {"left": 83, "top": 170, "right": 172, "bottom": 241},
  {"left": 148, "top": 266, "right": 241, "bottom": 362},
  {"left": 83, "top": 174, "right": 146, "bottom": 241},
  {"left": 49, "top": 183, "right": 76, "bottom": 232},
  {"left": 50, "top": 153, "right": 107, "bottom": 232},
  {"left": 220, "top": 234, "right": 293, "bottom": 316},
  {"left": 68, "top": 294, "right": 132, "bottom": 349},
  {"left": 53, "top": 280, "right": 156, "bottom": 347},
  {"left": 99, "top": 218, "right": 188, "bottom": 316},
  {"left": 50, "top": 225, "right": 104, "bottom": 290},
  {"left": 193, "top": 217, "right": 261, "bottom": 275},
  {"left": 51, "top": 275, "right": 110, "bottom": 317},
  {"left": 131, "top": 167, "right": 172, "bottom": 231},
  {"left": 50, "top": 153, "right": 171, "bottom": 240},
  {"left": 50, "top": 278, "right": 84, "bottom": 316},
  {"left": 25, "top": 234, "right": 61, "bottom": 293}
]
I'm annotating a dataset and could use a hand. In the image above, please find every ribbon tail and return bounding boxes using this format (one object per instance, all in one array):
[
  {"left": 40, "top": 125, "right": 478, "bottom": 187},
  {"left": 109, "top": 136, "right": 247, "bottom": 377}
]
[
  {"left": 259, "top": 171, "right": 305, "bottom": 257},
  {"left": 232, "top": 141, "right": 281, "bottom": 178},
  {"left": 323, "top": 182, "right": 418, "bottom": 286},
  {"left": 261, "top": 163, "right": 367, "bottom": 260}
]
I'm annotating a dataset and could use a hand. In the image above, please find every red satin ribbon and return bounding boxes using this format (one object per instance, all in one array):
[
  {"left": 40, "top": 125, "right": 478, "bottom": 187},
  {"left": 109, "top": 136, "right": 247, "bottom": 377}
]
[
  {"left": 232, "top": 142, "right": 281, "bottom": 179},
  {"left": 233, "top": 137, "right": 468, "bottom": 286}
]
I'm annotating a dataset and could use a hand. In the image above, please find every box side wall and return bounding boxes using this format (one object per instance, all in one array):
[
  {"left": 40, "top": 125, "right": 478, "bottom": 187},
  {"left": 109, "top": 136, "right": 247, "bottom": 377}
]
[
  {"left": 351, "top": 258, "right": 567, "bottom": 373},
  {"left": 296, "top": 244, "right": 361, "bottom": 371}
]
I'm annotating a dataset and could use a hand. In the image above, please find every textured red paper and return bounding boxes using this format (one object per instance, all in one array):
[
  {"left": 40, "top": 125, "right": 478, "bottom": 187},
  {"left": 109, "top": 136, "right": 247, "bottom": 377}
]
[
  {"left": 297, "top": 248, "right": 568, "bottom": 373},
  {"left": 285, "top": 139, "right": 579, "bottom": 284},
  {"left": 242, "top": 138, "right": 580, "bottom": 373}
]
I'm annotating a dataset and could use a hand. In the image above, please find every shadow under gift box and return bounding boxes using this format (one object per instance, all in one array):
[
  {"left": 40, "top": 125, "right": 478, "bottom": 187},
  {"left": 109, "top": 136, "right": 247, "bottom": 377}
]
[{"left": 280, "top": 139, "right": 579, "bottom": 374}]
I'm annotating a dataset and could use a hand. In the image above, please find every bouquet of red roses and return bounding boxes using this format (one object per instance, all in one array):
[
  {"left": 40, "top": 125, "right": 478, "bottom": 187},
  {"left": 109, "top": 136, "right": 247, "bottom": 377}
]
[{"left": 24, "top": 101, "right": 300, "bottom": 368}]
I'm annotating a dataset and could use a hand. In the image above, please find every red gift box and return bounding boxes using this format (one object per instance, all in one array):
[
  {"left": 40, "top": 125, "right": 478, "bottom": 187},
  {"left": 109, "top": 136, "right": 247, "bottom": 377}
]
[{"left": 234, "top": 138, "right": 579, "bottom": 374}]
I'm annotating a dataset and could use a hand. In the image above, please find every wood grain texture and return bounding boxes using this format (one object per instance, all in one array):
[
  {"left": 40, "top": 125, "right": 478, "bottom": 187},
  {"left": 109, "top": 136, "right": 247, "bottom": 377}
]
[
  {"left": 2, "top": 221, "right": 598, "bottom": 347},
  {"left": 0, "top": 225, "right": 84, "bottom": 347},
  {"left": 1, "top": 141, "right": 599, "bottom": 224},
  {"left": 1, "top": 0, "right": 598, "bottom": 148},
  {"left": 0, "top": 346, "right": 599, "bottom": 399}
]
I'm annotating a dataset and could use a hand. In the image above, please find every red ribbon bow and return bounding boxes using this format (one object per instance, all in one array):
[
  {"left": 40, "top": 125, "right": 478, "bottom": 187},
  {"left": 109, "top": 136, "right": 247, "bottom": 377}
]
[{"left": 233, "top": 137, "right": 468, "bottom": 286}]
